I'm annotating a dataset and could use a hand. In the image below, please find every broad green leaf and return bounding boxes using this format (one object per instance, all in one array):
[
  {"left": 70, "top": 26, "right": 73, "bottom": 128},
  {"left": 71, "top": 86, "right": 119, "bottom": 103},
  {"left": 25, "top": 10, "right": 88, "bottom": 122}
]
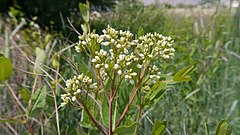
[
  {"left": 29, "top": 86, "right": 47, "bottom": 117},
  {"left": 0, "top": 55, "right": 12, "bottom": 81},
  {"left": 216, "top": 119, "right": 232, "bottom": 135},
  {"left": 79, "top": 2, "right": 90, "bottom": 23},
  {"left": 152, "top": 120, "right": 166, "bottom": 135},
  {"left": 33, "top": 47, "right": 46, "bottom": 74},
  {"left": 20, "top": 88, "right": 30, "bottom": 102},
  {"left": 114, "top": 122, "right": 137, "bottom": 135},
  {"left": 173, "top": 65, "right": 195, "bottom": 82}
]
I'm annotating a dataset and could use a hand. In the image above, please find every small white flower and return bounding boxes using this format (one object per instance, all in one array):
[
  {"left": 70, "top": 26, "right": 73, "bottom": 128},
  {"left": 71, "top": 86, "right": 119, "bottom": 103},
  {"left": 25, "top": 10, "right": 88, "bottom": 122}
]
[
  {"left": 152, "top": 65, "right": 158, "bottom": 71},
  {"left": 130, "top": 72, "right": 137, "bottom": 76},
  {"left": 100, "top": 49, "right": 107, "bottom": 56},
  {"left": 95, "top": 56, "right": 101, "bottom": 61},
  {"left": 72, "top": 96, "right": 76, "bottom": 101},
  {"left": 162, "top": 54, "right": 170, "bottom": 59},
  {"left": 95, "top": 64, "right": 101, "bottom": 69},
  {"left": 119, "top": 54, "right": 125, "bottom": 61},
  {"left": 104, "top": 64, "right": 109, "bottom": 69},
  {"left": 139, "top": 53, "right": 144, "bottom": 58},
  {"left": 114, "top": 64, "right": 120, "bottom": 69},
  {"left": 148, "top": 54, "right": 153, "bottom": 58},
  {"left": 60, "top": 102, "right": 67, "bottom": 107},
  {"left": 77, "top": 89, "right": 81, "bottom": 93},
  {"left": 134, "top": 58, "right": 139, "bottom": 61},
  {"left": 116, "top": 44, "right": 121, "bottom": 48},
  {"left": 161, "top": 41, "right": 167, "bottom": 46},
  {"left": 118, "top": 70, "right": 122, "bottom": 75},
  {"left": 87, "top": 79, "right": 92, "bottom": 84},
  {"left": 91, "top": 58, "right": 97, "bottom": 63},
  {"left": 125, "top": 75, "right": 132, "bottom": 79},
  {"left": 168, "top": 43, "right": 173, "bottom": 47},
  {"left": 111, "top": 39, "right": 115, "bottom": 43},
  {"left": 137, "top": 64, "right": 142, "bottom": 69},
  {"left": 126, "top": 62, "right": 131, "bottom": 66},
  {"left": 102, "top": 42, "right": 109, "bottom": 46},
  {"left": 170, "top": 48, "right": 175, "bottom": 52},
  {"left": 81, "top": 41, "right": 86, "bottom": 45},
  {"left": 66, "top": 82, "right": 71, "bottom": 88},
  {"left": 124, "top": 48, "right": 128, "bottom": 54}
]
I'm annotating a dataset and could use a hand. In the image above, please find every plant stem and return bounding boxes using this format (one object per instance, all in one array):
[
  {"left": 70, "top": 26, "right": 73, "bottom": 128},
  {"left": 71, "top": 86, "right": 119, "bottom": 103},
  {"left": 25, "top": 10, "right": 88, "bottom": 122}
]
[
  {"left": 116, "top": 78, "right": 143, "bottom": 127},
  {"left": 109, "top": 100, "right": 113, "bottom": 135},
  {"left": 27, "top": 76, "right": 38, "bottom": 120},
  {"left": 54, "top": 65, "right": 61, "bottom": 135},
  {"left": 116, "top": 62, "right": 150, "bottom": 128},
  {"left": 96, "top": 70, "right": 110, "bottom": 101},
  {"left": 109, "top": 70, "right": 116, "bottom": 135},
  {"left": 78, "top": 97, "right": 109, "bottom": 135}
]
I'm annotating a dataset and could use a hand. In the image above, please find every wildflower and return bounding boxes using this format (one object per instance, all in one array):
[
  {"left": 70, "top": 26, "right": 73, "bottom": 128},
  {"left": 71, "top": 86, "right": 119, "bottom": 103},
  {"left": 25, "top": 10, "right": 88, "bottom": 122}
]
[{"left": 61, "top": 26, "right": 175, "bottom": 108}]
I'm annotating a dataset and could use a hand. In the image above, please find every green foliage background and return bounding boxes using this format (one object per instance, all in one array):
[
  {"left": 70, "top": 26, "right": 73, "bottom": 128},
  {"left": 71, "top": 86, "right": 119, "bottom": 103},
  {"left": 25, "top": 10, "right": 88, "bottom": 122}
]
[{"left": 0, "top": 0, "right": 239, "bottom": 134}]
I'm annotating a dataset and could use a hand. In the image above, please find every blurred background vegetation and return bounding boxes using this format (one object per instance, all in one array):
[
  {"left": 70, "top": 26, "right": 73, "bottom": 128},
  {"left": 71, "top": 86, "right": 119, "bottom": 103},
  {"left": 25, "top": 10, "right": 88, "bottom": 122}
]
[{"left": 0, "top": 0, "right": 239, "bottom": 134}]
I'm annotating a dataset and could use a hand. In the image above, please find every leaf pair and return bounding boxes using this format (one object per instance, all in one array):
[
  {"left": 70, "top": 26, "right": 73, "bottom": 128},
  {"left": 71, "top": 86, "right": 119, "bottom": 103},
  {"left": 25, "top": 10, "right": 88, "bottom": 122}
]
[{"left": 173, "top": 65, "right": 196, "bottom": 82}]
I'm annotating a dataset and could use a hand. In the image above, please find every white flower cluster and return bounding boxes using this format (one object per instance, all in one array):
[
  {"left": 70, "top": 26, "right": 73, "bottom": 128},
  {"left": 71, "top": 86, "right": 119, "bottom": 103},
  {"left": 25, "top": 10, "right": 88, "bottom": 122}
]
[
  {"left": 62, "top": 26, "right": 175, "bottom": 107},
  {"left": 137, "top": 33, "right": 175, "bottom": 60},
  {"left": 60, "top": 74, "right": 97, "bottom": 107},
  {"left": 76, "top": 26, "right": 174, "bottom": 83}
]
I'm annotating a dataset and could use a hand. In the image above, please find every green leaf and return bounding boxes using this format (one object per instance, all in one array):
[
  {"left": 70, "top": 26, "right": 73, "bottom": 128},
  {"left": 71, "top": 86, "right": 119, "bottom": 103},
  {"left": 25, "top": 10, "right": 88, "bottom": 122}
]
[
  {"left": 114, "top": 122, "right": 137, "bottom": 135},
  {"left": 152, "top": 120, "right": 166, "bottom": 135},
  {"left": 81, "top": 24, "right": 88, "bottom": 34},
  {"left": 51, "top": 54, "right": 59, "bottom": 69},
  {"left": 173, "top": 65, "right": 195, "bottom": 82},
  {"left": 29, "top": 86, "right": 47, "bottom": 117},
  {"left": 149, "top": 82, "right": 166, "bottom": 101},
  {"left": 144, "top": 82, "right": 166, "bottom": 107},
  {"left": 0, "top": 55, "right": 12, "bottom": 81},
  {"left": 33, "top": 47, "right": 46, "bottom": 74},
  {"left": 216, "top": 119, "right": 232, "bottom": 135},
  {"left": 79, "top": 2, "right": 90, "bottom": 23},
  {"left": 101, "top": 97, "right": 109, "bottom": 127},
  {"left": 20, "top": 88, "right": 30, "bottom": 102}
]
